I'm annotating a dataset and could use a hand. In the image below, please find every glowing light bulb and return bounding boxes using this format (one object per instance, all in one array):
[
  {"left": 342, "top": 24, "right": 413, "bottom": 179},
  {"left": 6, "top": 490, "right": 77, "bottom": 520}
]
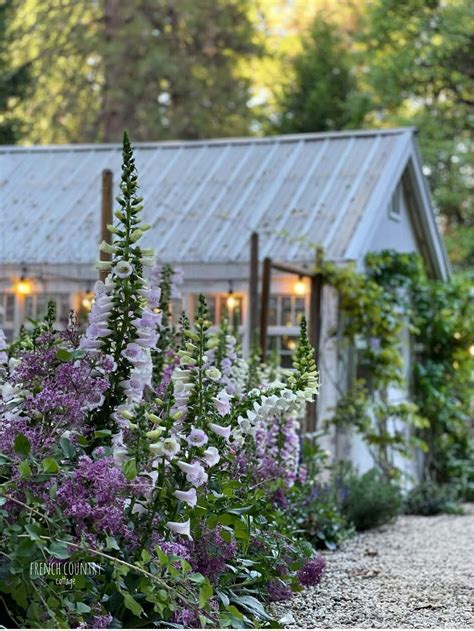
[
  {"left": 16, "top": 278, "right": 32, "bottom": 295},
  {"left": 81, "top": 290, "right": 94, "bottom": 311},
  {"left": 294, "top": 278, "right": 306, "bottom": 295},
  {"left": 226, "top": 293, "right": 236, "bottom": 310}
]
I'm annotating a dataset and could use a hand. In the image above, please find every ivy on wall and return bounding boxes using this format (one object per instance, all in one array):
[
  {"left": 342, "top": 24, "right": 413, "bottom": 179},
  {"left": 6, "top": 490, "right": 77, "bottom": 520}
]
[{"left": 318, "top": 250, "right": 473, "bottom": 487}]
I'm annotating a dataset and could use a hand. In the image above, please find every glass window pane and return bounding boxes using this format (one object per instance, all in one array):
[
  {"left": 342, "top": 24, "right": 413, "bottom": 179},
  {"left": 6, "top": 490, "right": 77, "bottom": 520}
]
[
  {"left": 25, "top": 296, "right": 35, "bottom": 319},
  {"left": 268, "top": 296, "right": 278, "bottom": 325},
  {"left": 281, "top": 296, "right": 292, "bottom": 326},
  {"left": 295, "top": 297, "right": 305, "bottom": 324},
  {"left": 221, "top": 296, "right": 242, "bottom": 326},
  {"left": 58, "top": 295, "right": 71, "bottom": 324},
  {"left": 6, "top": 295, "right": 15, "bottom": 322},
  {"left": 281, "top": 335, "right": 298, "bottom": 352},
  {"left": 36, "top": 295, "right": 50, "bottom": 319}
]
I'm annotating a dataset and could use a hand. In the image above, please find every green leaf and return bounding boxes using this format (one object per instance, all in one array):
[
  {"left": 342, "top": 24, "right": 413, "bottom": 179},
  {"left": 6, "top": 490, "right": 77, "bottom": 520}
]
[
  {"left": 105, "top": 536, "right": 120, "bottom": 551},
  {"left": 188, "top": 572, "right": 206, "bottom": 584},
  {"left": 14, "top": 433, "right": 31, "bottom": 456},
  {"left": 141, "top": 549, "right": 151, "bottom": 563},
  {"left": 59, "top": 436, "right": 76, "bottom": 459},
  {"left": 226, "top": 505, "right": 253, "bottom": 515},
  {"left": 123, "top": 592, "right": 144, "bottom": 618},
  {"left": 93, "top": 429, "right": 112, "bottom": 438},
  {"left": 199, "top": 578, "right": 213, "bottom": 608},
  {"left": 41, "top": 457, "right": 59, "bottom": 474},
  {"left": 56, "top": 348, "right": 73, "bottom": 361},
  {"left": 0, "top": 453, "right": 11, "bottom": 465},
  {"left": 230, "top": 594, "right": 273, "bottom": 621},
  {"left": 76, "top": 602, "right": 91, "bottom": 614},
  {"left": 122, "top": 458, "right": 137, "bottom": 481},
  {"left": 25, "top": 523, "right": 42, "bottom": 541},
  {"left": 18, "top": 460, "right": 32, "bottom": 479},
  {"left": 46, "top": 541, "right": 70, "bottom": 560}
]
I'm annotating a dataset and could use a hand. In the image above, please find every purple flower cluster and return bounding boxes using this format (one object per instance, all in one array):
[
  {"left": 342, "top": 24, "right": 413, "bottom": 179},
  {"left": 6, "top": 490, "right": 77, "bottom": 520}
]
[
  {"left": 78, "top": 613, "right": 113, "bottom": 629},
  {"left": 189, "top": 528, "right": 236, "bottom": 583},
  {"left": 297, "top": 556, "right": 326, "bottom": 587},
  {"left": 55, "top": 456, "right": 132, "bottom": 544},
  {"left": 267, "top": 579, "right": 293, "bottom": 602},
  {"left": 255, "top": 415, "right": 301, "bottom": 487},
  {"left": 171, "top": 607, "right": 199, "bottom": 627},
  {"left": 11, "top": 336, "right": 109, "bottom": 429}
]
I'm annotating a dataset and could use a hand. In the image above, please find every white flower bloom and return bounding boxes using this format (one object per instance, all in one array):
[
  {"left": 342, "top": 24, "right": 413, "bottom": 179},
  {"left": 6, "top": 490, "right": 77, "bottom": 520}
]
[
  {"left": 174, "top": 488, "right": 198, "bottom": 508},
  {"left": 202, "top": 446, "right": 220, "bottom": 467},
  {"left": 205, "top": 367, "right": 222, "bottom": 381},
  {"left": 114, "top": 260, "right": 134, "bottom": 279},
  {"left": 209, "top": 422, "right": 231, "bottom": 441},
  {"left": 166, "top": 519, "right": 192, "bottom": 539}
]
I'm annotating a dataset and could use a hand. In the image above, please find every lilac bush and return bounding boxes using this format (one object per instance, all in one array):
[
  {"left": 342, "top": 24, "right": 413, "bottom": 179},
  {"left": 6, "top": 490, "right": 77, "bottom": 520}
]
[{"left": 0, "top": 134, "right": 326, "bottom": 629}]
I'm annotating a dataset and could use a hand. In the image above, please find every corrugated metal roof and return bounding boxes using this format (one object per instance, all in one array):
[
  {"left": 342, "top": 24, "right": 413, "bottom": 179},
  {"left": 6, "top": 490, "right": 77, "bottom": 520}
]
[{"left": 0, "top": 129, "right": 415, "bottom": 265}]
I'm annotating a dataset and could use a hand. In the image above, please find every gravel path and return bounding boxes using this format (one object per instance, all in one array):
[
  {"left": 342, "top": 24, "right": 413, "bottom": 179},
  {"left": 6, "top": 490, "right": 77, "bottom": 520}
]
[{"left": 272, "top": 505, "right": 474, "bottom": 628}]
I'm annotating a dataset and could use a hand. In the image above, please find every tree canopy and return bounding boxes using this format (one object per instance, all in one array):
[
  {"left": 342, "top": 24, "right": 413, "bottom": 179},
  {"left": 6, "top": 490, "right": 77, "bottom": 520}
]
[{"left": 2, "top": 0, "right": 472, "bottom": 266}]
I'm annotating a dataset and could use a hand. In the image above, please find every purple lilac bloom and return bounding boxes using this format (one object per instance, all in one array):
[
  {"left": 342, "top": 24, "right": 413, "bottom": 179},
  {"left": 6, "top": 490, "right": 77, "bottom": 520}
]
[
  {"left": 55, "top": 456, "right": 133, "bottom": 545},
  {"left": 171, "top": 608, "right": 199, "bottom": 627},
  {"left": 297, "top": 556, "right": 326, "bottom": 587},
  {"left": 267, "top": 579, "right": 293, "bottom": 602},
  {"left": 90, "top": 613, "right": 113, "bottom": 629},
  {"left": 189, "top": 528, "right": 236, "bottom": 584},
  {"left": 272, "top": 487, "right": 288, "bottom": 508}
]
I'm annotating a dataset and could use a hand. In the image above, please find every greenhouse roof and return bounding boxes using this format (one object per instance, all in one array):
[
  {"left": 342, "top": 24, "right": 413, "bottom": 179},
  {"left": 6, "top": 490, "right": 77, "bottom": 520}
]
[{"left": 0, "top": 128, "right": 449, "bottom": 278}]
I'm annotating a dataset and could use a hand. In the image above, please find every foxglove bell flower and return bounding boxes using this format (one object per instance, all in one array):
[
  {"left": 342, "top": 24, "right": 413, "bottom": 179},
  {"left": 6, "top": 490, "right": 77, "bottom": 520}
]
[
  {"left": 209, "top": 422, "right": 231, "bottom": 441},
  {"left": 177, "top": 461, "right": 208, "bottom": 487},
  {"left": 212, "top": 389, "right": 232, "bottom": 417},
  {"left": 186, "top": 428, "right": 208, "bottom": 448},
  {"left": 121, "top": 343, "right": 144, "bottom": 364},
  {"left": 205, "top": 367, "right": 222, "bottom": 381},
  {"left": 114, "top": 260, "right": 133, "bottom": 278},
  {"left": 166, "top": 519, "right": 192, "bottom": 540},
  {"left": 203, "top": 446, "right": 220, "bottom": 467},
  {"left": 174, "top": 488, "right": 198, "bottom": 508}
]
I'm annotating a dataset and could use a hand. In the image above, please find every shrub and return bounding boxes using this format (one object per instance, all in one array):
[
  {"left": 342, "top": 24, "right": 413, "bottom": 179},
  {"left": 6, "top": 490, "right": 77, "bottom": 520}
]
[
  {"left": 292, "top": 483, "right": 352, "bottom": 550},
  {"left": 404, "top": 481, "right": 462, "bottom": 516},
  {"left": 338, "top": 467, "right": 402, "bottom": 531}
]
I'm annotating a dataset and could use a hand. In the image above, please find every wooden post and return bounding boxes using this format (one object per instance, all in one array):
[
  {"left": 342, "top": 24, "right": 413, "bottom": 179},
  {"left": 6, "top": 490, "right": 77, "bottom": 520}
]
[
  {"left": 306, "top": 272, "right": 323, "bottom": 431},
  {"left": 100, "top": 169, "right": 113, "bottom": 281},
  {"left": 249, "top": 232, "right": 259, "bottom": 348},
  {"left": 260, "top": 257, "right": 272, "bottom": 361}
]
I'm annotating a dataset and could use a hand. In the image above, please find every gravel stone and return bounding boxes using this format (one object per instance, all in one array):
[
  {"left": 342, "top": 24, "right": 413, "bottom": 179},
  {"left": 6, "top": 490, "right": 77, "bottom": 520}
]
[{"left": 271, "top": 505, "right": 474, "bottom": 628}]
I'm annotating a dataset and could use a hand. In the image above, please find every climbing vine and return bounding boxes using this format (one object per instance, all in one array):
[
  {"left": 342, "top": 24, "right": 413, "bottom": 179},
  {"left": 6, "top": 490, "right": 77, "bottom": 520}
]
[{"left": 319, "top": 250, "right": 473, "bottom": 487}]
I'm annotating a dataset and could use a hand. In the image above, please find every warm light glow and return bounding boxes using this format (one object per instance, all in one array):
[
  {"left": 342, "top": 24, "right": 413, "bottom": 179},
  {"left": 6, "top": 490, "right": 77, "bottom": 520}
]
[
  {"left": 15, "top": 279, "right": 32, "bottom": 296},
  {"left": 81, "top": 291, "right": 94, "bottom": 311},
  {"left": 287, "top": 339, "right": 297, "bottom": 351},
  {"left": 294, "top": 278, "right": 306, "bottom": 295},
  {"left": 470, "top": 345, "right": 474, "bottom": 358},
  {"left": 226, "top": 293, "right": 237, "bottom": 310}
]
